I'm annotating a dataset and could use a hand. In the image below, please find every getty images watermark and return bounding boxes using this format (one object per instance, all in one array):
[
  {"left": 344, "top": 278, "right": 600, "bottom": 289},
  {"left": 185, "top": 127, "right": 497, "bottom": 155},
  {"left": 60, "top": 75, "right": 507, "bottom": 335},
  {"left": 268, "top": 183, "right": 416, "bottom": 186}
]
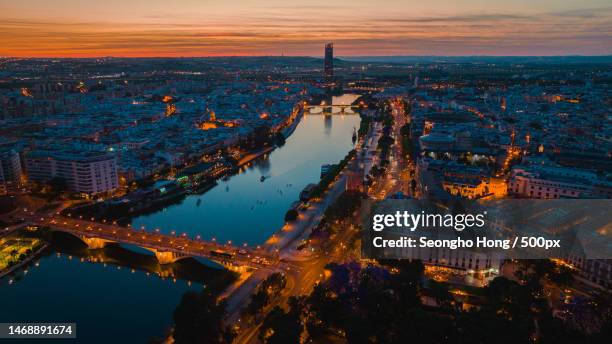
[{"left": 361, "top": 199, "right": 611, "bottom": 260}]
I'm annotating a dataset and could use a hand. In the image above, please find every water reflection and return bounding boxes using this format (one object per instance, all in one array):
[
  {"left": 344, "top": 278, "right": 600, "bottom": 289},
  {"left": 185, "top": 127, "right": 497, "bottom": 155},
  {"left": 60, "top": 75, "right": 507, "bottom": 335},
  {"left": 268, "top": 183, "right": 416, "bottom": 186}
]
[
  {"left": 132, "top": 111, "right": 360, "bottom": 245},
  {"left": 0, "top": 231, "right": 235, "bottom": 343},
  {"left": 3, "top": 231, "right": 234, "bottom": 289},
  {"left": 0, "top": 99, "right": 362, "bottom": 343},
  {"left": 324, "top": 114, "right": 332, "bottom": 135}
]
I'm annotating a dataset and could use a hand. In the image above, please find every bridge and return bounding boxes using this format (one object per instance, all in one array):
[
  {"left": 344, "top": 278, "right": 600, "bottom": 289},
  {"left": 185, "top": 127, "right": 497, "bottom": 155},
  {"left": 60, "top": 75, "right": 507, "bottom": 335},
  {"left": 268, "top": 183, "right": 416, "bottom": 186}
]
[
  {"left": 36, "top": 216, "right": 279, "bottom": 267},
  {"left": 304, "top": 103, "right": 359, "bottom": 114}
]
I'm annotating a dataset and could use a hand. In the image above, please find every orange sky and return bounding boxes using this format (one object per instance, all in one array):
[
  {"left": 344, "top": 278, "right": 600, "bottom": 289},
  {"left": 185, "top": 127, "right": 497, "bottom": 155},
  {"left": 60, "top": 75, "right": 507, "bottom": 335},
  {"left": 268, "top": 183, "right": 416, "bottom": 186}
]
[{"left": 1, "top": 0, "right": 611, "bottom": 57}]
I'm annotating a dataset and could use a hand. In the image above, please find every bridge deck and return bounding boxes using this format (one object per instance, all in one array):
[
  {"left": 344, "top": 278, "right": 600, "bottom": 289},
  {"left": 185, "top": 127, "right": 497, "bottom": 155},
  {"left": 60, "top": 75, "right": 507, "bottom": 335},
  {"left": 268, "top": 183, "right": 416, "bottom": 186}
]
[{"left": 41, "top": 217, "right": 277, "bottom": 266}]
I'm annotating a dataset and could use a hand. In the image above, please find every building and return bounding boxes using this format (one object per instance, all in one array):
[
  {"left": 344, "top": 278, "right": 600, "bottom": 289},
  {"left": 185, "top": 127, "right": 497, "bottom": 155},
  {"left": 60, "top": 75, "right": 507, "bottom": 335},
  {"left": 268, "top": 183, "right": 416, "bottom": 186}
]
[
  {"left": 382, "top": 229, "right": 504, "bottom": 287},
  {"left": 345, "top": 164, "right": 364, "bottom": 192},
  {"left": 25, "top": 150, "right": 119, "bottom": 195},
  {"left": 443, "top": 176, "right": 507, "bottom": 199},
  {"left": 0, "top": 166, "right": 6, "bottom": 195},
  {"left": 509, "top": 165, "right": 612, "bottom": 199},
  {"left": 175, "top": 161, "right": 228, "bottom": 188},
  {"left": 0, "top": 149, "right": 22, "bottom": 190},
  {"left": 564, "top": 257, "right": 611, "bottom": 290},
  {"left": 324, "top": 43, "right": 334, "bottom": 82}
]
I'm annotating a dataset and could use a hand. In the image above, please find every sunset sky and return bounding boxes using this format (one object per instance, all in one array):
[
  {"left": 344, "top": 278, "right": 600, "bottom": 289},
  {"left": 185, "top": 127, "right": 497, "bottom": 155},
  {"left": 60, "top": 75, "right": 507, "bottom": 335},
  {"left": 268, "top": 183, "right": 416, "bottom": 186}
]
[{"left": 1, "top": 0, "right": 611, "bottom": 57}]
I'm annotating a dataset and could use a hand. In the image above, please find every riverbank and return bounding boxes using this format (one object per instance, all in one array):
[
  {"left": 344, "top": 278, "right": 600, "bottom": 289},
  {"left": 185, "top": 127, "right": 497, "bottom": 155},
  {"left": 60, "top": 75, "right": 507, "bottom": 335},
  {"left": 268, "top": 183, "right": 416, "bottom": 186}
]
[
  {"left": 237, "top": 146, "right": 275, "bottom": 166},
  {"left": 236, "top": 107, "right": 303, "bottom": 167},
  {"left": 281, "top": 107, "right": 304, "bottom": 138},
  {"left": 222, "top": 116, "right": 369, "bottom": 324},
  {"left": 62, "top": 113, "right": 300, "bottom": 224}
]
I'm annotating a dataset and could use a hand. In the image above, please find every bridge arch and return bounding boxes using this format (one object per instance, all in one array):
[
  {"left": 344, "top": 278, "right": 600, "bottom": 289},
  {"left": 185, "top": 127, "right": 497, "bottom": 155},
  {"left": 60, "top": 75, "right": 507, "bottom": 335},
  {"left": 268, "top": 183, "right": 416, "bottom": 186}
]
[
  {"left": 143, "top": 248, "right": 191, "bottom": 265},
  {"left": 80, "top": 236, "right": 115, "bottom": 249},
  {"left": 47, "top": 227, "right": 117, "bottom": 249}
]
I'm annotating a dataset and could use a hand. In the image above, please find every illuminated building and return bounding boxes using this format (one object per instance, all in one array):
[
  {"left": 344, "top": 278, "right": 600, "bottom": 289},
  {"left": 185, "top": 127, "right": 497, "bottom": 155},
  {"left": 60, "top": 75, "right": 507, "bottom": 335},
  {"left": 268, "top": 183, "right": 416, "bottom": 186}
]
[
  {"left": 175, "top": 161, "right": 229, "bottom": 187},
  {"left": 198, "top": 111, "right": 239, "bottom": 130},
  {"left": 25, "top": 150, "right": 118, "bottom": 194},
  {"left": 382, "top": 231, "right": 503, "bottom": 286},
  {"left": 20, "top": 87, "right": 33, "bottom": 97},
  {"left": 199, "top": 122, "right": 218, "bottom": 130},
  {"left": 165, "top": 103, "right": 176, "bottom": 117},
  {"left": 443, "top": 176, "right": 507, "bottom": 199},
  {"left": 345, "top": 164, "right": 364, "bottom": 192},
  {"left": 324, "top": 43, "right": 334, "bottom": 82}
]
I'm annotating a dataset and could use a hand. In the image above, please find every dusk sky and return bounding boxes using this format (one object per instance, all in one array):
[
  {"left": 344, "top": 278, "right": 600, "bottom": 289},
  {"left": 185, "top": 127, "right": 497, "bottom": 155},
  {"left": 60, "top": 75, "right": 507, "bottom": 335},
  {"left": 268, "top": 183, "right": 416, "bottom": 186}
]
[{"left": 1, "top": 0, "right": 611, "bottom": 57}]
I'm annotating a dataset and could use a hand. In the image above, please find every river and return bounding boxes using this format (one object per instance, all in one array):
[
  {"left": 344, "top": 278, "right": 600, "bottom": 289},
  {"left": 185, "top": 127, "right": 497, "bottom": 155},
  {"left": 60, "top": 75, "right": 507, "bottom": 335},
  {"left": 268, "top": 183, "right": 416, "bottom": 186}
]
[
  {"left": 132, "top": 100, "right": 360, "bottom": 245},
  {"left": 0, "top": 94, "right": 361, "bottom": 343}
]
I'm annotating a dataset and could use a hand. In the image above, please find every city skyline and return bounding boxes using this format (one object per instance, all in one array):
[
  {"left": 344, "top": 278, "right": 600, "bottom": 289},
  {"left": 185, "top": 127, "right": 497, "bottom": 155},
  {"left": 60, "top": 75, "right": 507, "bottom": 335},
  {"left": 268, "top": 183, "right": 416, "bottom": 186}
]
[
  {"left": 1, "top": 40, "right": 610, "bottom": 342},
  {"left": 1, "top": 0, "right": 612, "bottom": 57}
]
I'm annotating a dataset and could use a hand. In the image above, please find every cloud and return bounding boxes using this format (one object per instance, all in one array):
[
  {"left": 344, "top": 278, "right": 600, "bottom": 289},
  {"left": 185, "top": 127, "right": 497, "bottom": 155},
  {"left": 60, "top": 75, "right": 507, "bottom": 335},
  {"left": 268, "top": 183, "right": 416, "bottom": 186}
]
[{"left": 1, "top": 5, "right": 611, "bottom": 57}]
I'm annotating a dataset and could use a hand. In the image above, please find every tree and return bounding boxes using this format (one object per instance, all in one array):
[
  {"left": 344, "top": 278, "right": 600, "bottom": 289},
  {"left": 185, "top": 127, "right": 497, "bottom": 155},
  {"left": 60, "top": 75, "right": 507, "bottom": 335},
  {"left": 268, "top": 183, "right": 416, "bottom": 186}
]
[
  {"left": 250, "top": 124, "right": 272, "bottom": 147},
  {"left": 324, "top": 191, "right": 361, "bottom": 221},
  {"left": 173, "top": 290, "right": 234, "bottom": 344},
  {"left": 259, "top": 299, "right": 304, "bottom": 344},
  {"left": 247, "top": 289, "right": 269, "bottom": 316},
  {"left": 284, "top": 209, "right": 298, "bottom": 222},
  {"left": 247, "top": 273, "right": 287, "bottom": 316},
  {"left": 46, "top": 176, "right": 68, "bottom": 198},
  {"left": 274, "top": 132, "right": 286, "bottom": 146},
  {"left": 428, "top": 280, "right": 453, "bottom": 309}
]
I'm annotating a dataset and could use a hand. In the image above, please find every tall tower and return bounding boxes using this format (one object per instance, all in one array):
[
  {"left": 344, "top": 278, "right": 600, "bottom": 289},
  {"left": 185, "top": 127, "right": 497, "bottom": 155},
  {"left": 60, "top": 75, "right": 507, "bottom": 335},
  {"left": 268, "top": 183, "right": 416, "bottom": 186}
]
[{"left": 324, "top": 43, "right": 334, "bottom": 82}]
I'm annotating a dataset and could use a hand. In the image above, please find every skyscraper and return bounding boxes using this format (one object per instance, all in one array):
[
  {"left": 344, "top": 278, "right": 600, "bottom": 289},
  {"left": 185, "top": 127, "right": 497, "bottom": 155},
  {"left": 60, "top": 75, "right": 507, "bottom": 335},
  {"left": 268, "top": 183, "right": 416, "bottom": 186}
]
[{"left": 324, "top": 43, "right": 334, "bottom": 82}]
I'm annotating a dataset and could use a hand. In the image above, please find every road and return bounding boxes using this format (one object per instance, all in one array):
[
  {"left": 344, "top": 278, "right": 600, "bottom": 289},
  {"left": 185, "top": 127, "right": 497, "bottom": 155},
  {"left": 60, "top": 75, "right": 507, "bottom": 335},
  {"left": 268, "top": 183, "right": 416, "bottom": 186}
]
[
  {"left": 233, "top": 222, "right": 360, "bottom": 344},
  {"left": 231, "top": 113, "right": 385, "bottom": 344},
  {"left": 13, "top": 208, "right": 279, "bottom": 269},
  {"left": 368, "top": 98, "right": 415, "bottom": 200}
]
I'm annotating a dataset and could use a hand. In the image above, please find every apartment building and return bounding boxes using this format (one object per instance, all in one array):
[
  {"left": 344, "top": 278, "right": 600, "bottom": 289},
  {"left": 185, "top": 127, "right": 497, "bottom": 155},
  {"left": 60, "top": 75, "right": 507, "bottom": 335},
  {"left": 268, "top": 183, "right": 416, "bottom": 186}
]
[
  {"left": 0, "top": 149, "right": 22, "bottom": 191},
  {"left": 25, "top": 150, "right": 119, "bottom": 194}
]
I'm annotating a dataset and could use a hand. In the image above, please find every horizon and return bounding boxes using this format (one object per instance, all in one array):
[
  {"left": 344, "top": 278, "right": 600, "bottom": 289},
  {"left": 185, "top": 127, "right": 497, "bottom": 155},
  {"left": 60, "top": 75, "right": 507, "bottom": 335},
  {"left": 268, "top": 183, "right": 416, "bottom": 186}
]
[
  {"left": 1, "top": 0, "right": 611, "bottom": 57},
  {"left": 2, "top": 54, "right": 611, "bottom": 60}
]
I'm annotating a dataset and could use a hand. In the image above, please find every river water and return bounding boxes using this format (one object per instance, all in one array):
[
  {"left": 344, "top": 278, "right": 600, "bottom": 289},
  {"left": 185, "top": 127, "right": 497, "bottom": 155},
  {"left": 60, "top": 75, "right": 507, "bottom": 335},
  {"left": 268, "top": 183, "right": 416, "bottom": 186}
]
[
  {"left": 132, "top": 105, "right": 360, "bottom": 245},
  {"left": 0, "top": 95, "right": 361, "bottom": 343}
]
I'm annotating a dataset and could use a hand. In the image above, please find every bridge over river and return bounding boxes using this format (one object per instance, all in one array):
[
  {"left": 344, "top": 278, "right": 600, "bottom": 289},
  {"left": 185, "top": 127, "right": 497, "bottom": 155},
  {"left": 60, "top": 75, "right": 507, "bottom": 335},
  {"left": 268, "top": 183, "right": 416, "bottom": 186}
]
[
  {"left": 32, "top": 216, "right": 279, "bottom": 267},
  {"left": 304, "top": 93, "right": 362, "bottom": 114}
]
